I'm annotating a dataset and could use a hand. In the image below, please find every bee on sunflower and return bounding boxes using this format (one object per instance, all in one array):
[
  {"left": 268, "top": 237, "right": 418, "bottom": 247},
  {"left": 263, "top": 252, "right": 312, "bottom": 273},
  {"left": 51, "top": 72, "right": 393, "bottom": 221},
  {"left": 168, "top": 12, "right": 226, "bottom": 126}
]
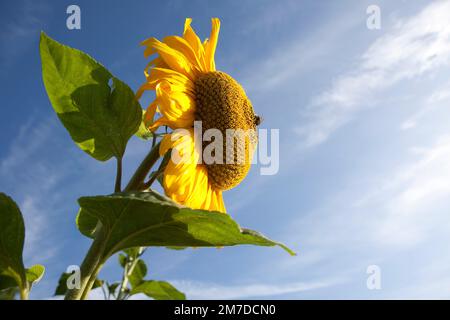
[{"left": 137, "top": 18, "right": 260, "bottom": 213}]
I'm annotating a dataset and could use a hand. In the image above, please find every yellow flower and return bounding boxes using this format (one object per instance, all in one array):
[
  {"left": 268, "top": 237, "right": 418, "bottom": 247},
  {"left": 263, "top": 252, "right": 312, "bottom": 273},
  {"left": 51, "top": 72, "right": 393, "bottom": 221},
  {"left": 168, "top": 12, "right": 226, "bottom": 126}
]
[{"left": 137, "top": 18, "right": 259, "bottom": 213}]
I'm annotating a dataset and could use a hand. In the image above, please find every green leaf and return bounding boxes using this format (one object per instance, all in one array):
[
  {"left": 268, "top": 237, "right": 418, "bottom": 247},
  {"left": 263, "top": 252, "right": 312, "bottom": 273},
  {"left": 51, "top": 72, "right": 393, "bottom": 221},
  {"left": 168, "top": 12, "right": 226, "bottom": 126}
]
[
  {"left": 76, "top": 191, "right": 295, "bottom": 262},
  {"left": 0, "top": 193, "right": 27, "bottom": 290},
  {"left": 76, "top": 208, "right": 99, "bottom": 238},
  {"left": 54, "top": 272, "right": 70, "bottom": 296},
  {"left": 129, "top": 259, "right": 147, "bottom": 288},
  {"left": 118, "top": 253, "right": 127, "bottom": 268},
  {"left": 0, "top": 194, "right": 46, "bottom": 299},
  {"left": 54, "top": 272, "right": 103, "bottom": 296},
  {"left": 156, "top": 172, "right": 164, "bottom": 187},
  {"left": 123, "top": 247, "right": 141, "bottom": 258},
  {"left": 0, "top": 275, "right": 17, "bottom": 291},
  {"left": 108, "top": 282, "right": 120, "bottom": 293},
  {"left": 39, "top": 32, "right": 142, "bottom": 161},
  {"left": 93, "top": 279, "right": 104, "bottom": 290},
  {"left": 26, "top": 265, "right": 45, "bottom": 286},
  {"left": 130, "top": 280, "right": 185, "bottom": 300},
  {"left": 0, "top": 287, "right": 17, "bottom": 300},
  {"left": 135, "top": 113, "right": 153, "bottom": 140}
]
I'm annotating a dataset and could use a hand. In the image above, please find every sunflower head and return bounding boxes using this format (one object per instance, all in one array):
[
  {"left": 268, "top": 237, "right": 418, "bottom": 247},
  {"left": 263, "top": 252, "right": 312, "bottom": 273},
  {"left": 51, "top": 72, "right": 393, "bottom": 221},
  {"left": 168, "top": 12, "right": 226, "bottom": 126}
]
[{"left": 138, "top": 18, "right": 259, "bottom": 213}]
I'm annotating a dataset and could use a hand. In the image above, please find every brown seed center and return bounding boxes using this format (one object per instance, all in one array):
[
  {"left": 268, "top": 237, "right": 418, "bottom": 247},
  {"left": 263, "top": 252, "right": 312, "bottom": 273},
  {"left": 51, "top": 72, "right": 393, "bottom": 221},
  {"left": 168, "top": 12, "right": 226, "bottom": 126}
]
[{"left": 194, "top": 71, "right": 258, "bottom": 191}]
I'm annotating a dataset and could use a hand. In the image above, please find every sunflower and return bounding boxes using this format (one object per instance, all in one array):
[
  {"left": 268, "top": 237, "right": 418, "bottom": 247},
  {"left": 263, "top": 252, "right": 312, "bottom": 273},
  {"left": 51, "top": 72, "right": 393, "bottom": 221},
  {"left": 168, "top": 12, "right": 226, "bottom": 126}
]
[{"left": 137, "top": 18, "right": 259, "bottom": 213}]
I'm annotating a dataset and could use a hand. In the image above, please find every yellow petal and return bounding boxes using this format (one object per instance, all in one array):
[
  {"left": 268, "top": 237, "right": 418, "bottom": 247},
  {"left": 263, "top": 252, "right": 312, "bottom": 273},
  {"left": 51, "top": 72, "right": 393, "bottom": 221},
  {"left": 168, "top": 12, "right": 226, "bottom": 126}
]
[
  {"left": 143, "top": 101, "right": 157, "bottom": 128},
  {"left": 183, "top": 18, "right": 207, "bottom": 71},
  {"left": 148, "top": 82, "right": 195, "bottom": 132},
  {"left": 150, "top": 115, "right": 195, "bottom": 131},
  {"left": 204, "top": 18, "right": 220, "bottom": 71},
  {"left": 184, "top": 166, "right": 209, "bottom": 208},
  {"left": 163, "top": 35, "right": 203, "bottom": 73},
  {"left": 143, "top": 37, "right": 196, "bottom": 79},
  {"left": 147, "top": 67, "right": 193, "bottom": 91},
  {"left": 160, "top": 132, "right": 175, "bottom": 156}
]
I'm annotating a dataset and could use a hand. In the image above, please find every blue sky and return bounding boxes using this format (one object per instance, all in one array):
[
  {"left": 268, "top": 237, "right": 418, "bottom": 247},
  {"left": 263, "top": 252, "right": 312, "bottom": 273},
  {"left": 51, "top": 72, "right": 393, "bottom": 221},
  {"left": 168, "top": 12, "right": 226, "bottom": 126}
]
[{"left": 1, "top": 0, "right": 450, "bottom": 299}]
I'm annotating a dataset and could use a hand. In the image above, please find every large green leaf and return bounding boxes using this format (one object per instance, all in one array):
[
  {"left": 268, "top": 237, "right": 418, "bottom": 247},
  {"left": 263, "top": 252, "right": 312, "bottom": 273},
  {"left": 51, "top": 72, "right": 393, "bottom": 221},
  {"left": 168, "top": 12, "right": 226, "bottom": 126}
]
[
  {"left": 40, "top": 32, "right": 142, "bottom": 161},
  {"left": 77, "top": 191, "right": 295, "bottom": 262},
  {"left": 131, "top": 280, "right": 185, "bottom": 300},
  {"left": 0, "top": 193, "right": 27, "bottom": 290}
]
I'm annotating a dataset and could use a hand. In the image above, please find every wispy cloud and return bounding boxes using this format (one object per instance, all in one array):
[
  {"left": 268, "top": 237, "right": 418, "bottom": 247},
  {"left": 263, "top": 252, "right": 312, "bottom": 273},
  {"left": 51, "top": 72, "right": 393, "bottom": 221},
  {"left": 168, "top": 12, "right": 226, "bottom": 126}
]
[
  {"left": 0, "top": 117, "right": 64, "bottom": 264},
  {"left": 285, "top": 132, "right": 450, "bottom": 284},
  {"left": 296, "top": 0, "right": 450, "bottom": 147},
  {"left": 401, "top": 79, "right": 450, "bottom": 130},
  {"left": 171, "top": 279, "right": 342, "bottom": 299},
  {"left": 0, "top": 0, "right": 50, "bottom": 67},
  {"left": 293, "top": 133, "right": 450, "bottom": 250},
  {"left": 366, "top": 135, "right": 450, "bottom": 246},
  {"left": 427, "top": 80, "right": 450, "bottom": 104},
  {"left": 263, "top": 135, "right": 450, "bottom": 298},
  {"left": 0, "top": 113, "right": 120, "bottom": 298},
  {"left": 0, "top": 117, "right": 54, "bottom": 175},
  {"left": 240, "top": 6, "right": 361, "bottom": 93}
]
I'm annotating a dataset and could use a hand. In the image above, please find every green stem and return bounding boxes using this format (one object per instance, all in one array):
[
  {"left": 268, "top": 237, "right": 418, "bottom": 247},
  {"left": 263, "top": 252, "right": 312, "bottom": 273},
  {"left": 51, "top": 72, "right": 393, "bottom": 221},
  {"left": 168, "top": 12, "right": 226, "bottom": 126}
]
[
  {"left": 117, "top": 248, "right": 145, "bottom": 300},
  {"left": 117, "top": 263, "right": 131, "bottom": 300},
  {"left": 115, "top": 157, "right": 122, "bottom": 193},
  {"left": 19, "top": 287, "right": 29, "bottom": 300},
  {"left": 142, "top": 149, "right": 170, "bottom": 189},
  {"left": 100, "top": 283, "right": 108, "bottom": 300},
  {"left": 64, "top": 227, "right": 108, "bottom": 300},
  {"left": 124, "top": 141, "right": 161, "bottom": 191},
  {"left": 80, "top": 258, "right": 104, "bottom": 300}
]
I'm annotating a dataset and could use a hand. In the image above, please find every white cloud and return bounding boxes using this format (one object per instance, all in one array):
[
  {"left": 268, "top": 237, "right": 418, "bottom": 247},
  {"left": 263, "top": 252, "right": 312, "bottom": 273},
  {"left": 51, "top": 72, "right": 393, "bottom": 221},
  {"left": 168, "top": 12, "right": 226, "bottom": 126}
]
[
  {"left": 0, "top": 117, "right": 55, "bottom": 175},
  {"left": 292, "top": 133, "right": 450, "bottom": 253},
  {"left": 401, "top": 79, "right": 450, "bottom": 130},
  {"left": 296, "top": 0, "right": 450, "bottom": 147},
  {"left": 271, "top": 133, "right": 450, "bottom": 298},
  {"left": 0, "top": 117, "right": 68, "bottom": 266},
  {"left": 171, "top": 279, "right": 341, "bottom": 300},
  {"left": 0, "top": 0, "right": 50, "bottom": 67},
  {"left": 370, "top": 136, "right": 450, "bottom": 246},
  {"left": 241, "top": 8, "right": 361, "bottom": 93},
  {"left": 427, "top": 80, "right": 450, "bottom": 104}
]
